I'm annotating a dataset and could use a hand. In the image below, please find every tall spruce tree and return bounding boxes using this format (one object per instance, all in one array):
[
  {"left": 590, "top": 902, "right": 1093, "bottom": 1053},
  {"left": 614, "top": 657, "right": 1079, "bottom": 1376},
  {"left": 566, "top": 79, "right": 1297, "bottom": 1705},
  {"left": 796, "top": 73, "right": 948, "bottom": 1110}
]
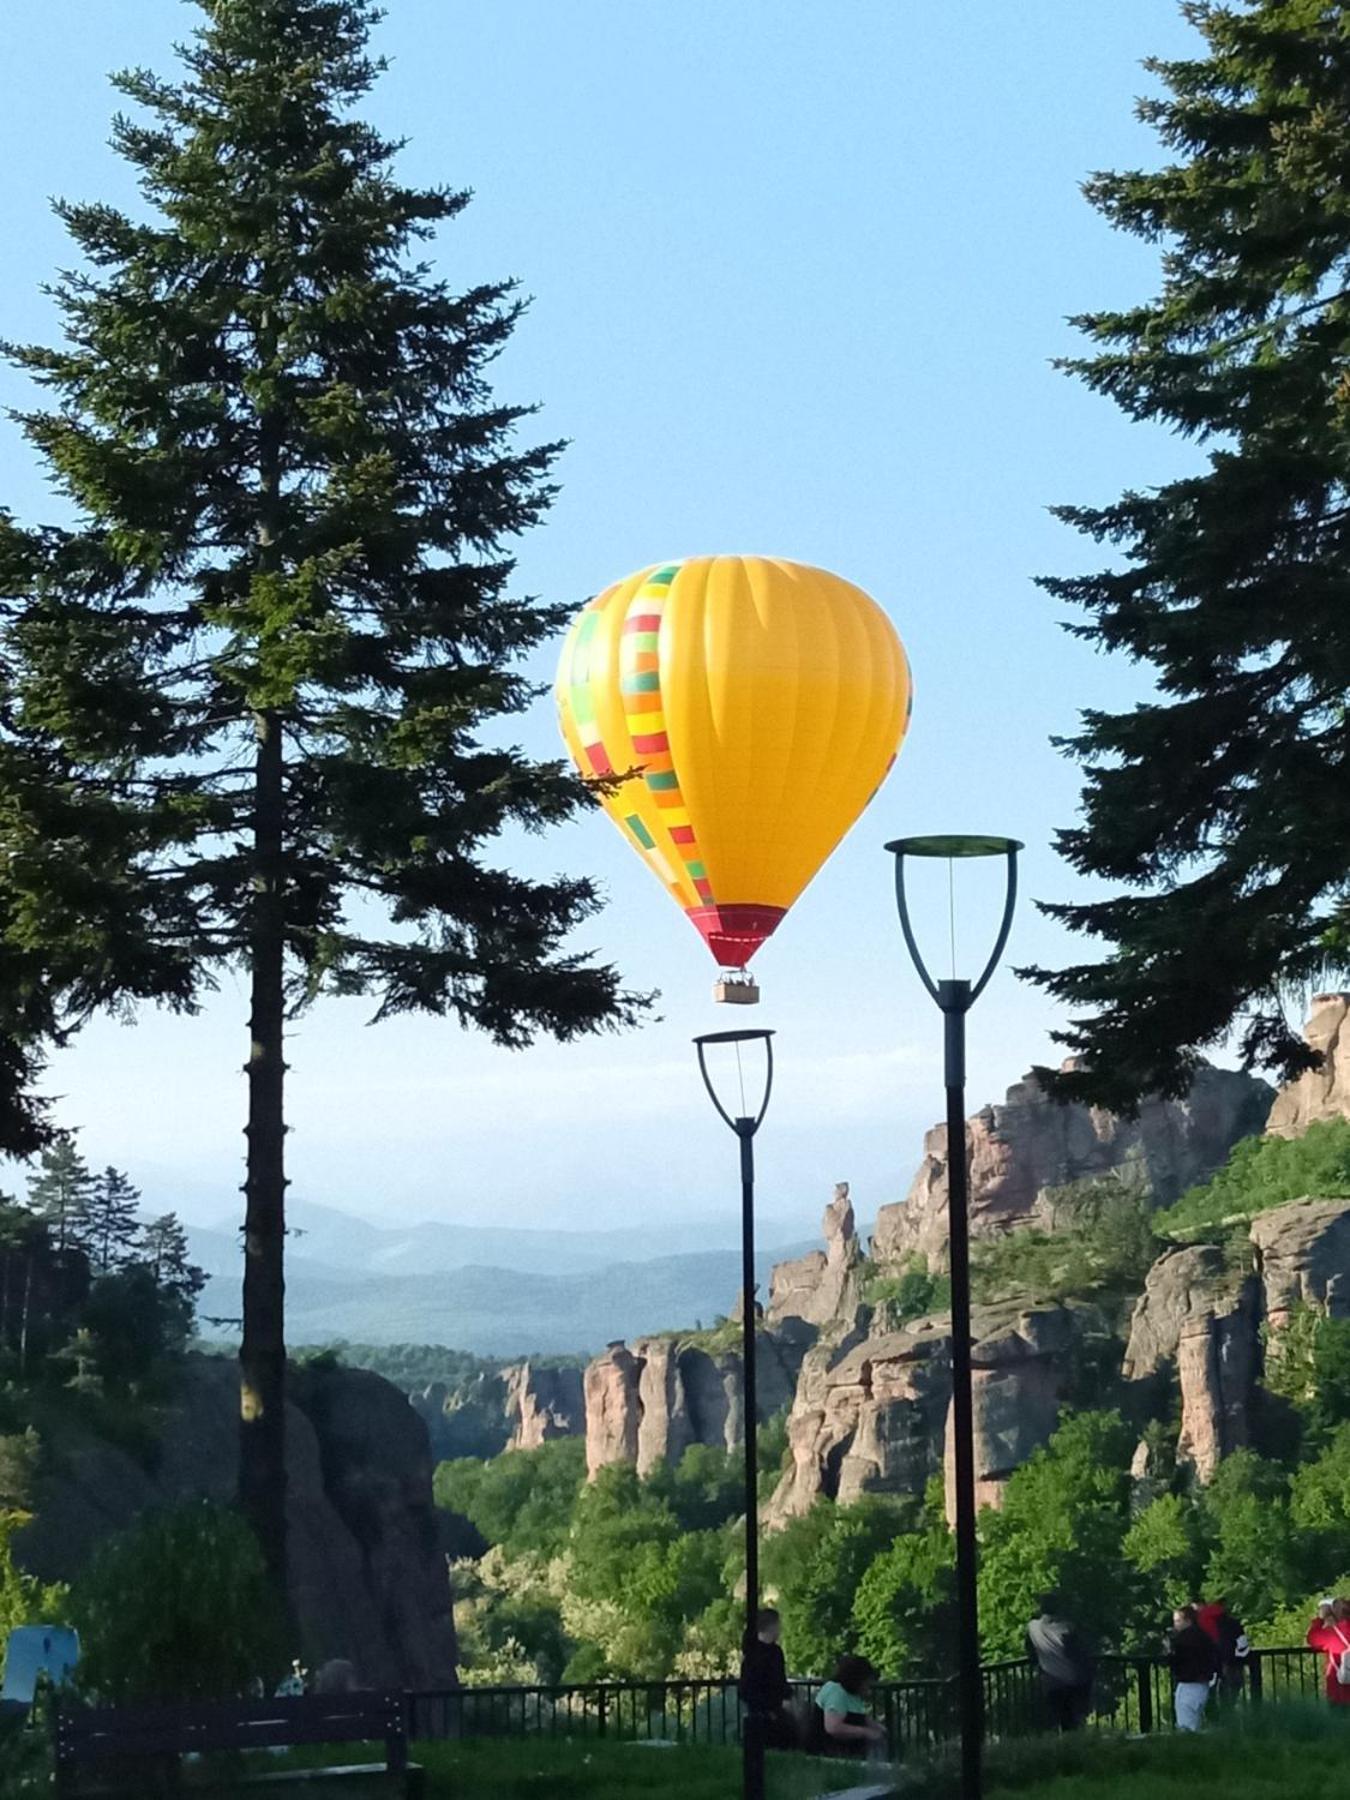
[
  {"left": 0, "top": 0, "right": 642, "bottom": 1591},
  {"left": 84, "top": 1168, "right": 143, "bottom": 1275},
  {"left": 27, "top": 1137, "right": 95, "bottom": 1257},
  {"left": 1027, "top": 0, "right": 1350, "bottom": 1110}
]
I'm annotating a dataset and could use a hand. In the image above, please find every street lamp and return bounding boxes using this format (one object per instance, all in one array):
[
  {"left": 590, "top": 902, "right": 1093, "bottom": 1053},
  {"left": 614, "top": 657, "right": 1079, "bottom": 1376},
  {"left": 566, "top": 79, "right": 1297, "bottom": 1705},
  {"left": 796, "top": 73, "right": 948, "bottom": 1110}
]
[
  {"left": 693, "top": 1027, "right": 775, "bottom": 1800},
  {"left": 884, "top": 834, "right": 1021, "bottom": 1800}
]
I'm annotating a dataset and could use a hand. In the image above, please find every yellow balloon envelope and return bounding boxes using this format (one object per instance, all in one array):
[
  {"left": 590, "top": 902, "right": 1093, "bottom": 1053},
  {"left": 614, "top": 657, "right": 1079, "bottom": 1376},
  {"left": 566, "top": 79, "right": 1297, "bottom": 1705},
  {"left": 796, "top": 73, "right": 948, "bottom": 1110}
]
[{"left": 556, "top": 556, "right": 913, "bottom": 969}]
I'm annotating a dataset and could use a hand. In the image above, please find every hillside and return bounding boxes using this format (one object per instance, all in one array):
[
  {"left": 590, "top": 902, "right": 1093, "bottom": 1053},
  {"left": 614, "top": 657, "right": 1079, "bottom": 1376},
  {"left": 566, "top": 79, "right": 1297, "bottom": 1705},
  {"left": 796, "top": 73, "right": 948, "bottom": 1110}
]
[{"left": 195, "top": 1239, "right": 815, "bottom": 1355}]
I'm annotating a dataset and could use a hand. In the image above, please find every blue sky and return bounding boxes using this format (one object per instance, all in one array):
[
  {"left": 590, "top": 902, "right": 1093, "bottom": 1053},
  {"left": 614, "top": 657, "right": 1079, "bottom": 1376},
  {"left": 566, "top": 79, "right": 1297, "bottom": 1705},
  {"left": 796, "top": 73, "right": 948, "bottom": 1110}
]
[{"left": 0, "top": 1, "right": 1208, "bottom": 1237}]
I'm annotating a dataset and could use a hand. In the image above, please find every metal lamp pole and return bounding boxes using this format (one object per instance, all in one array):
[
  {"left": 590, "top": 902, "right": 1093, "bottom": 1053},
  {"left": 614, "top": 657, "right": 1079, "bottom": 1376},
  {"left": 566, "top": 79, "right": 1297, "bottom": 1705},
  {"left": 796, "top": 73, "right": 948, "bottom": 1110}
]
[
  {"left": 694, "top": 1027, "right": 775, "bottom": 1800},
  {"left": 884, "top": 835, "right": 1021, "bottom": 1800}
]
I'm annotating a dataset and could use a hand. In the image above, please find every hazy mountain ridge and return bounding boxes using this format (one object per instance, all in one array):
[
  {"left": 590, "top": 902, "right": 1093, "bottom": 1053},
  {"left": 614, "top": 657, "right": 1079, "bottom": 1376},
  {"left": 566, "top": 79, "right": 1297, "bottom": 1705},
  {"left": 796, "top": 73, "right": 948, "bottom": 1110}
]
[{"left": 191, "top": 1207, "right": 818, "bottom": 1355}]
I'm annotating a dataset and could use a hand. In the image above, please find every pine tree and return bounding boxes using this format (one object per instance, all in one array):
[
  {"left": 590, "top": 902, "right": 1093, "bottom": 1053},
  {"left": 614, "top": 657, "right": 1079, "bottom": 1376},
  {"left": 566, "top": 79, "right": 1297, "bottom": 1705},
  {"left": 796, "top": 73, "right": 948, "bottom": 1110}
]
[
  {"left": 26, "top": 1138, "right": 94, "bottom": 1257},
  {"left": 1027, "top": 1, "right": 1350, "bottom": 1110},
  {"left": 0, "top": 0, "right": 643, "bottom": 1592},
  {"left": 136, "top": 1213, "right": 206, "bottom": 1312},
  {"left": 84, "top": 1167, "right": 142, "bottom": 1275}
]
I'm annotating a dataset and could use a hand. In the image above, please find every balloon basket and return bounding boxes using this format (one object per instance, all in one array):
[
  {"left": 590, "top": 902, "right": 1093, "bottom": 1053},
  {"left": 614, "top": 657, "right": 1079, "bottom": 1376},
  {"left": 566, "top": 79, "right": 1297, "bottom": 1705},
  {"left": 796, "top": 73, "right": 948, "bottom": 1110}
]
[{"left": 713, "top": 973, "right": 760, "bottom": 1006}]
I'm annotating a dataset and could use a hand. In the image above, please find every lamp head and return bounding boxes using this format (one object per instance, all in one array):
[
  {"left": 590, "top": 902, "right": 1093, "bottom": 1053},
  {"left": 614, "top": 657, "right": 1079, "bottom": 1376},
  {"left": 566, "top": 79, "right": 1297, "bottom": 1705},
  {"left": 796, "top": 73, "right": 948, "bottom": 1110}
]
[
  {"left": 693, "top": 1028, "right": 776, "bottom": 1136},
  {"left": 884, "top": 834, "right": 1022, "bottom": 1008}
]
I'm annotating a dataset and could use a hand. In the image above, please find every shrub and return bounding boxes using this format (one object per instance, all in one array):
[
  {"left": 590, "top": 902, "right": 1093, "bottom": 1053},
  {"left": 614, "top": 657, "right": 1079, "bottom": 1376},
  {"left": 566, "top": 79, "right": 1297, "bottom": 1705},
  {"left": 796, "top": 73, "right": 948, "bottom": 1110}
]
[
  {"left": 1157, "top": 1119, "right": 1350, "bottom": 1241},
  {"left": 67, "top": 1502, "right": 286, "bottom": 1701}
]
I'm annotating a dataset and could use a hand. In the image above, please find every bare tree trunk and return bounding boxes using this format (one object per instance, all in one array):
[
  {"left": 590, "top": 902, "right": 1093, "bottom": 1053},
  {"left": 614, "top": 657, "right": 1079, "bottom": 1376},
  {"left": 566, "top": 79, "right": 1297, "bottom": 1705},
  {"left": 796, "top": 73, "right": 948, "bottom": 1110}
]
[
  {"left": 19, "top": 1254, "right": 32, "bottom": 1378},
  {"left": 239, "top": 705, "right": 289, "bottom": 1601}
]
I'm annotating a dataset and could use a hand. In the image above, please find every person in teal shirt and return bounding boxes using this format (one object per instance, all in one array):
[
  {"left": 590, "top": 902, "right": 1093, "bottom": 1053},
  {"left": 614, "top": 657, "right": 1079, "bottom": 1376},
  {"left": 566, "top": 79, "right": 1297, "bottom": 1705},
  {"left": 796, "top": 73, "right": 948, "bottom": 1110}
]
[{"left": 808, "top": 1656, "right": 888, "bottom": 1757}]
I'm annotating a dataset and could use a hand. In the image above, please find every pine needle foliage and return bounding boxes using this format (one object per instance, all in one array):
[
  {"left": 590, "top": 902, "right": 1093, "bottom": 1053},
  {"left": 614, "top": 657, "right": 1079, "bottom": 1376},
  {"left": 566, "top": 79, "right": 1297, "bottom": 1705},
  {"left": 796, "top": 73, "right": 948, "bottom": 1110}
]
[
  {"left": 0, "top": 0, "right": 646, "bottom": 1589},
  {"left": 1026, "top": 1, "right": 1350, "bottom": 1108}
]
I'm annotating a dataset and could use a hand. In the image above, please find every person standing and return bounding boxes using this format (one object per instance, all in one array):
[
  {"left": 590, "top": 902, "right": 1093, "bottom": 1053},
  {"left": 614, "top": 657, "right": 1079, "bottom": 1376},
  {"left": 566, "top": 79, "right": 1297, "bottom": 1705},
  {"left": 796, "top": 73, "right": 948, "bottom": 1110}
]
[
  {"left": 1195, "top": 1597, "right": 1250, "bottom": 1700},
  {"left": 738, "top": 1608, "right": 797, "bottom": 1751},
  {"left": 1170, "top": 1606, "right": 1218, "bottom": 1732},
  {"left": 1306, "top": 1598, "right": 1350, "bottom": 1707},
  {"left": 1026, "top": 1595, "right": 1095, "bottom": 1731}
]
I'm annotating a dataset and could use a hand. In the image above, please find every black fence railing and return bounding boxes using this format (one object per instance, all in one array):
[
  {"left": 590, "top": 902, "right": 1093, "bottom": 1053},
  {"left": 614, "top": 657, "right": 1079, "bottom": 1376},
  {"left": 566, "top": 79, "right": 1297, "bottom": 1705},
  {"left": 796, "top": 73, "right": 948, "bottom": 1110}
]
[{"left": 406, "top": 1647, "right": 1327, "bottom": 1751}]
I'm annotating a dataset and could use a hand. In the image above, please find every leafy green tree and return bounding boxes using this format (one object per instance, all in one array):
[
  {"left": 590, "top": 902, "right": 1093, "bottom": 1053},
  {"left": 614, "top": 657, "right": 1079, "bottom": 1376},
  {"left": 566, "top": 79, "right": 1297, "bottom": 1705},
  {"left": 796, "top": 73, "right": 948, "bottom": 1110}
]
[
  {"left": 562, "top": 1464, "right": 730, "bottom": 1679},
  {"left": 1288, "top": 1424, "right": 1350, "bottom": 1580},
  {"left": 1201, "top": 1451, "right": 1304, "bottom": 1627},
  {"left": 978, "top": 1412, "right": 1140, "bottom": 1656},
  {"left": 1026, "top": 1, "right": 1350, "bottom": 1107},
  {"left": 760, "top": 1496, "right": 907, "bottom": 1677},
  {"left": 651, "top": 1443, "right": 744, "bottom": 1534},
  {"left": 852, "top": 1518, "right": 956, "bottom": 1677},
  {"left": 0, "top": 1428, "right": 41, "bottom": 1512},
  {"left": 26, "top": 1138, "right": 94, "bottom": 1257},
  {"left": 68, "top": 1502, "right": 286, "bottom": 1700},
  {"left": 1122, "top": 1493, "right": 1210, "bottom": 1614},
  {"left": 435, "top": 1438, "right": 586, "bottom": 1560},
  {"left": 0, "top": 0, "right": 642, "bottom": 1591},
  {"left": 82, "top": 1168, "right": 142, "bottom": 1276}
]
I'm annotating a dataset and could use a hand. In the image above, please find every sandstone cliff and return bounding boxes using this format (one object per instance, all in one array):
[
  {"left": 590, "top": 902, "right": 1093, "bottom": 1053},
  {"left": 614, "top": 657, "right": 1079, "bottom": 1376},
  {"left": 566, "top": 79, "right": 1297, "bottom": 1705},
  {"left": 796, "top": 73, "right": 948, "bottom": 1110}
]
[
  {"left": 503, "top": 1362, "right": 585, "bottom": 1451},
  {"left": 765, "top": 1297, "right": 1098, "bottom": 1527},
  {"left": 1265, "top": 993, "right": 1350, "bottom": 1139},
  {"left": 13, "top": 1357, "right": 457, "bottom": 1687},
  {"left": 1123, "top": 1198, "right": 1350, "bottom": 1480},
  {"left": 872, "top": 1062, "right": 1271, "bottom": 1271},
  {"left": 583, "top": 1330, "right": 807, "bottom": 1479}
]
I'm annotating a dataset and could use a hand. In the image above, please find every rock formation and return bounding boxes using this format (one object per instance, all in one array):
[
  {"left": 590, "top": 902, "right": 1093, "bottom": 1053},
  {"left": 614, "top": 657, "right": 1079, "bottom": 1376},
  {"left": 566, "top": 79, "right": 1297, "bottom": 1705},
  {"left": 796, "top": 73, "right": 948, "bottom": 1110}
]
[
  {"left": 1123, "top": 1244, "right": 1259, "bottom": 1481},
  {"left": 1124, "top": 1199, "right": 1350, "bottom": 1480},
  {"left": 12, "top": 1357, "right": 456, "bottom": 1686},
  {"left": 584, "top": 1342, "right": 644, "bottom": 1476},
  {"left": 766, "top": 1299, "right": 1094, "bottom": 1528},
  {"left": 503, "top": 1363, "right": 585, "bottom": 1452},
  {"left": 583, "top": 1330, "right": 806, "bottom": 1480},
  {"left": 1251, "top": 1198, "right": 1350, "bottom": 1325},
  {"left": 873, "top": 1062, "right": 1272, "bottom": 1270},
  {"left": 768, "top": 1184, "right": 865, "bottom": 1329},
  {"left": 1265, "top": 994, "right": 1350, "bottom": 1139}
]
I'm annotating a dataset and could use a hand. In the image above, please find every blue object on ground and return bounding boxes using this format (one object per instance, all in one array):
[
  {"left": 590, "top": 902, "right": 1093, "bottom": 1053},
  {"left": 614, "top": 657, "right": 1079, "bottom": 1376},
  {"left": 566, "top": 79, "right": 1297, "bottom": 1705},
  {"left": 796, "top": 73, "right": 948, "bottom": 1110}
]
[{"left": 1, "top": 1625, "right": 79, "bottom": 1706}]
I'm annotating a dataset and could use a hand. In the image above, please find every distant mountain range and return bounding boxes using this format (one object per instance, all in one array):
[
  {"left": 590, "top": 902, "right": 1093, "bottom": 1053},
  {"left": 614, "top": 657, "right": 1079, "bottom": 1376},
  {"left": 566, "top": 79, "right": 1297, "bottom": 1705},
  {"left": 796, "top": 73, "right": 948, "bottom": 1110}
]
[{"left": 189, "top": 1201, "right": 820, "bottom": 1356}]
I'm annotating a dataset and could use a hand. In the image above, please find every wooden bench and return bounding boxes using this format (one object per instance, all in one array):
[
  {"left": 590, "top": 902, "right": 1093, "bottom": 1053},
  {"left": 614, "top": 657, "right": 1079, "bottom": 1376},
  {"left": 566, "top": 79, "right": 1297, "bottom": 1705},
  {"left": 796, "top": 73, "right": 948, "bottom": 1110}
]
[{"left": 54, "top": 1691, "right": 424, "bottom": 1797}]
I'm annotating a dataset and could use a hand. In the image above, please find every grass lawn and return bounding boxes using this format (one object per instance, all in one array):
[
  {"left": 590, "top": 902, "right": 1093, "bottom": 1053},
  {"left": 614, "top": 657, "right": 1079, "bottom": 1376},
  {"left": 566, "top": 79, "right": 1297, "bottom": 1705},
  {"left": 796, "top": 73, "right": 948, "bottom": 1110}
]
[
  {"left": 406, "top": 1703, "right": 1350, "bottom": 1799},
  {"left": 414, "top": 1739, "right": 869, "bottom": 1799}
]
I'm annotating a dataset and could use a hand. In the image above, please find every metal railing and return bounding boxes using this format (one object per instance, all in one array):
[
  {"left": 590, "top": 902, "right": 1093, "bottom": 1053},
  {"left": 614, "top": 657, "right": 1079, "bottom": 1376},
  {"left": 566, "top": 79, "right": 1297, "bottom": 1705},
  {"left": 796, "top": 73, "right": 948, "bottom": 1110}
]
[{"left": 407, "top": 1647, "right": 1327, "bottom": 1749}]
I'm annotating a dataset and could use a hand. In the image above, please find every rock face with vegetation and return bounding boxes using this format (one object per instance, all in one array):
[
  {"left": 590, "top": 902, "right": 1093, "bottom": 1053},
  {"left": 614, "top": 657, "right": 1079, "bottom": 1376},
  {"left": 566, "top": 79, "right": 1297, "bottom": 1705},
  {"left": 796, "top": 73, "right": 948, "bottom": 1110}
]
[
  {"left": 13, "top": 1357, "right": 456, "bottom": 1686},
  {"left": 872, "top": 1062, "right": 1272, "bottom": 1270},
  {"left": 1124, "top": 1243, "right": 1259, "bottom": 1481}
]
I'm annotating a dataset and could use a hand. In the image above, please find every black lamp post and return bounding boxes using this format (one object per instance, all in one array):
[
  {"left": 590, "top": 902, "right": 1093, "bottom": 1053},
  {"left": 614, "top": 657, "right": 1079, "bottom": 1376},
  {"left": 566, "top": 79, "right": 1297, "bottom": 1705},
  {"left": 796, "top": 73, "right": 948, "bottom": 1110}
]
[
  {"left": 883, "top": 835, "right": 1021, "bottom": 1800},
  {"left": 693, "top": 1026, "right": 775, "bottom": 1800}
]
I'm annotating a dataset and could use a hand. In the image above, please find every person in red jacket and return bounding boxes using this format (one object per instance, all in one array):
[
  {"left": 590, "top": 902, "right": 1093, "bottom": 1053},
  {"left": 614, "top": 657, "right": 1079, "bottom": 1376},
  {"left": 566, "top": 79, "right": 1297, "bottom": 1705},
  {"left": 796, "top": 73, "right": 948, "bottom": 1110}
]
[{"left": 1306, "top": 1598, "right": 1350, "bottom": 1706}]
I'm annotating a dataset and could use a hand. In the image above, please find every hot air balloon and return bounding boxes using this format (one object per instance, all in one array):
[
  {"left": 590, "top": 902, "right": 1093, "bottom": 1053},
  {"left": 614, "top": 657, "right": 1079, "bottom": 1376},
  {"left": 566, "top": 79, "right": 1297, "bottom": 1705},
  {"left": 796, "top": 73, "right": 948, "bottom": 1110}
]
[{"left": 555, "top": 556, "right": 912, "bottom": 999}]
